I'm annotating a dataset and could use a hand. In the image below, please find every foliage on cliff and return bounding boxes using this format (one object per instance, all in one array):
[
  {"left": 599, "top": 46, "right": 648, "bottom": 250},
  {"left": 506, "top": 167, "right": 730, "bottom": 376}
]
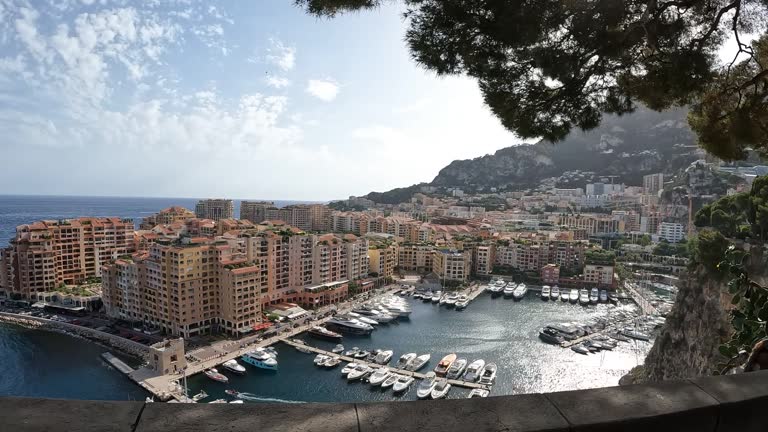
[{"left": 363, "top": 183, "right": 427, "bottom": 205}]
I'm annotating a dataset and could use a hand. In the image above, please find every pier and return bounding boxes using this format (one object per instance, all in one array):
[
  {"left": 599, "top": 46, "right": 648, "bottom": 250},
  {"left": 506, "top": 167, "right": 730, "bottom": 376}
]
[
  {"left": 280, "top": 339, "right": 491, "bottom": 391},
  {"left": 101, "top": 352, "right": 134, "bottom": 374}
]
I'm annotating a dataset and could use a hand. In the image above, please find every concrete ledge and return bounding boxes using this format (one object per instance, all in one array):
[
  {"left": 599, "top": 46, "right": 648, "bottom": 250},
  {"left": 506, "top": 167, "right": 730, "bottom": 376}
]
[
  {"left": 0, "top": 397, "right": 144, "bottom": 432},
  {"left": 691, "top": 370, "right": 768, "bottom": 432}
]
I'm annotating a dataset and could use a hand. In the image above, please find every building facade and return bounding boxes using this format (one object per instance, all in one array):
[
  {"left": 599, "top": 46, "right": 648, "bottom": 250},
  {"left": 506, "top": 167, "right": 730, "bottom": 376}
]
[
  {"left": 194, "top": 199, "right": 234, "bottom": 221},
  {"left": 240, "top": 201, "right": 274, "bottom": 224},
  {"left": 432, "top": 250, "right": 471, "bottom": 282}
]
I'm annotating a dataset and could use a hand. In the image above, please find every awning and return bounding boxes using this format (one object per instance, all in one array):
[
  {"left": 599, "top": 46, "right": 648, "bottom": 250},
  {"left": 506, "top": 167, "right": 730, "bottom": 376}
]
[{"left": 252, "top": 322, "right": 273, "bottom": 331}]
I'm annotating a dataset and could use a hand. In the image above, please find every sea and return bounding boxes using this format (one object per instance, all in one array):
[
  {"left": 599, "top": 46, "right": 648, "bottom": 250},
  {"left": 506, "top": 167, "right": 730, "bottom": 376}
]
[{"left": 0, "top": 195, "right": 656, "bottom": 403}]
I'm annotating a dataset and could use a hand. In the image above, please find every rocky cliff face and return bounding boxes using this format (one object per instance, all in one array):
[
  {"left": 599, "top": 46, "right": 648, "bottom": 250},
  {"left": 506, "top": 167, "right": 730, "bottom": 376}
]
[{"left": 430, "top": 107, "right": 705, "bottom": 190}]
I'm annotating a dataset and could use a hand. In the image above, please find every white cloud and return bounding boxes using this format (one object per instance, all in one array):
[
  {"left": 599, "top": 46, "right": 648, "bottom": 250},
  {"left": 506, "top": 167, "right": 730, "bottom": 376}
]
[
  {"left": 265, "top": 38, "right": 295, "bottom": 71},
  {"left": 306, "top": 79, "right": 339, "bottom": 101},
  {"left": 265, "top": 75, "right": 290, "bottom": 89}
]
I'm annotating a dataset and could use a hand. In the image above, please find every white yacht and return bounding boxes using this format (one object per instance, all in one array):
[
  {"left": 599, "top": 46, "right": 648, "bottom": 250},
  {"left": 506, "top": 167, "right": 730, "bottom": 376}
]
[
  {"left": 242, "top": 350, "right": 278, "bottom": 371},
  {"left": 478, "top": 363, "right": 497, "bottom": 385},
  {"left": 373, "top": 350, "right": 394, "bottom": 365},
  {"left": 222, "top": 359, "right": 246, "bottom": 375},
  {"left": 204, "top": 368, "right": 228, "bottom": 383},
  {"left": 322, "top": 356, "right": 341, "bottom": 368},
  {"left": 463, "top": 359, "right": 485, "bottom": 382},
  {"left": 347, "top": 365, "right": 372, "bottom": 381},
  {"left": 599, "top": 289, "right": 609, "bottom": 303},
  {"left": 347, "top": 313, "right": 379, "bottom": 326},
  {"left": 589, "top": 288, "right": 599, "bottom": 304},
  {"left": 541, "top": 285, "right": 551, "bottom": 300},
  {"left": 314, "top": 354, "right": 331, "bottom": 366},
  {"left": 392, "top": 375, "right": 414, "bottom": 393},
  {"left": 368, "top": 368, "right": 392, "bottom": 386},
  {"left": 489, "top": 279, "right": 506, "bottom": 295},
  {"left": 340, "top": 362, "right": 359, "bottom": 375},
  {"left": 430, "top": 378, "right": 451, "bottom": 399},
  {"left": 444, "top": 294, "right": 459, "bottom": 307},
  {"left": 416, "top": 372, "right": 437, "bottom": 399},
  {"left": 431, "top": 292, "right": 442, "bottom": 303},
  {"left": 326, "top": 317, "right": 374, "bottom": 335},
  {"left": 569, "top": 288, "right": 579, "bottom": 303},
  {"left": 406, "top": 354, "right": 430, "bottom": 371},
  {"left": 381, "top": 374, "right": 399, "bottom": 389},
  {"left": 332, "top": 344, "right": 345, "bottom": 354},
  {"left": 579, "top": 289, "right": 590, "bottom": 305},
  {"left": 446, "top": 358, "right": 468, "bottom": 379},
  {"left": 503, "top": 283, "right": 516, "bottom": 298},
  {"left": 550, "top": 286, "right": 560, "bottom": 300},
  {"left": 455, "top": 299, "right": 469, "bottom": 310},
  {"left": 561, "top": 289, "right": 570, "bottom": 302},
  {"left": 396, "top": 353, "right": 417, "bottom": 369},
  {"left": 512, "top": 283, "right": 528, "bottom": 300}
]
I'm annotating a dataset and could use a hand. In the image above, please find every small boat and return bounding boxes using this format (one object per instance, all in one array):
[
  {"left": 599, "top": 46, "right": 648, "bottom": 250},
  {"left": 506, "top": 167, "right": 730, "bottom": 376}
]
[
  {"left": 343, "top": 347, "right": 360, "bottom": 357},
  {"left": 416, "top": 372, "right": 437, "bottom": 399},
  {"left": 423, "top": 293, "right": 434, "bottom": 302},
  {"left": 610, "top": 333, "right": 630, "bottom": 342},
  {"left": 242, "top": 350, "right": 278, "bottom": 370},
  {"left": 431, "top": 292, "right": 442, "bottom": 303},
  {"left": 308, "top": 325, "right": 343, "bottom": 341},
  {"left": 561, "top": 290, "right": 570, "bottom": 302},
  {"left": 323, "top": 356, "right": 342, "bottom": 368},
  {"left": 608, "top": 292, "right": 619, "bottom": 304},
  {"left": 382, "top": 374, "right": 399, "bottom": 389},
  {"left": 347, "top": 365, "right": 372, "bottom": 381},
  {"left": 488, "top": 280, "right": 505, "bottom": 296},
  {"left": 503, "top": 283, "right": 516, "bottom": 298},
  {"left": 434, "top": 353, "right": 457, "bottom": 376},
  {"left": 354, "top": 350, "right": 371, "bottom": 359},
  {"left": 314, "top": 354, "right": 331, "bottom": 366},
  {"left": 444, "top": 294, "right": 459, "bottom": 307},
  {"left": 622, "top": 329, "right": 651, "bottom": 341},
  {"left": 512, "top": 283, "right": 527, "bottom": 300},
  {"left": 208, "top": 399, "right": 227, "bottom": 404},
  {"left": 222, "top": 359, "right": 246, "bottom": 375},
  {"left": 396, "top": 353, "right": 417, "bottom": 369},
  {"left": 579, "top": 289, "right": 590, "bottom": 306},
  {"left": 478, "top": 363, "right": 497, "bottom": 385},
  {"left": 431, "top": 378, "right": 451, "bottom": 399},
  {"left": 446, "top": 358, "right": 468, "bottom": 379},
  {"left": 225, "top": 389, "right": 239, "bottom": 397},
  {"left": 229, "top": 400, "right": 244, "bottom": 404},
  {"left": 468, "top": 389, "right": 490, "bottom": 398},
  {"left": 455, "top": 300, "right": 469, "bottom": 310},
  {"left": 332, "top": 344, "right": 345, "bottom": 354},
  {"left": 204, "top": 368, "right": 229, "bottom": 383},
  {"left": 368, "top": 368, "right": 392, "bottom": 386},
  {"left": 571, "top": 345, "right": 590, "bottom": 355},
  {"left": 463, "top": 359, "right": 485, "bottom": 382},
  {"left": 599, "top": 290, "right": 608, "bottom": 303},
  {"left": 341, "top": 362, "right": 359, "bottom": 375},
  {"left": 589, "top": 288, "right": 599, "bottom": 305},
  {"left": 406, "top": 354, "right": 431, "bottom": 371},
  {"left": 392, "top": 375, "right": 414, "bottom": 393},
  {"left": 538, "top": 327, "right": 565, "bottom": 345},
  {"left": 541, "top": 285, "right": 551, "bottom": 300},
  {"left": 373, "top": 349, "right": 394, "bottom": 365},
  {"left": 569, "top": 289, "right": 579, "bottom": 304},
  {"left": 550, "top": 286, "right": 560, "bottom": 300}
]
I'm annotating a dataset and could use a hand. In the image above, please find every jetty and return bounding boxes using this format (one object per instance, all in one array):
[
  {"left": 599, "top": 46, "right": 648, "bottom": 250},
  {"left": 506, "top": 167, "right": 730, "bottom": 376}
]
[
  {"left": 101, "top": 352, "right": 134, "bottom": 374},
  {"left": 281, "top": 339, "right": 491, "bottom": 391}
]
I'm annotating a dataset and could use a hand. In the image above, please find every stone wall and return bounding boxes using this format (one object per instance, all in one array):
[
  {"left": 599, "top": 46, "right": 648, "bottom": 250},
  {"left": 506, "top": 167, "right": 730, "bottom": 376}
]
[{"left": 2, "top": 370, "right": 768, "bottom": 432}]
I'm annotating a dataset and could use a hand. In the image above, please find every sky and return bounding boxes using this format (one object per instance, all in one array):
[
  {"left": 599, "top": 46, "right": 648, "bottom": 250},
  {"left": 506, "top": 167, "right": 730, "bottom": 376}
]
[{"left": 0, "top": 0, "right": 522, "bottom": 201}]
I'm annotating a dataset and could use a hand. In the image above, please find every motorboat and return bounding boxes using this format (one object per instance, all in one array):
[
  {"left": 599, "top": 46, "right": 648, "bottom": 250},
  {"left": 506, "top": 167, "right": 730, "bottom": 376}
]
[
  {"left": 438, "top": 295, "right": 448, "bottom": 305},
  {"left": 569, "top": 289, "right": 579, "bottom": 304},
  {"left": 368, "top": 368, "right": 392, "bottom": 386},
  {"left": 431, "top": 378, "right": 451, "bottom": 399},
  {"left": 434, "top": 353, "right": 457, "bottom": 376},
  {"left": 503, "top": 283, "right": 516, "bottom": 298},
  {"left": 571, "top": 345, "right": 590, "bottom": 355},
  {"left": 208, "top": 399, "right": 227, "bottom": 404},
  {"left": 340, "top": 362, "right": 359, "bottom": 375},
  {"left": 431, "top": 291, "right": 442, "bottom": 303},
  {"left": 541, "top": 285, "right": 551, "bottom": 300},
  {"left": 579, "top": 289, "right": 590, "bottom": 305},
  {"left": 204, "top": 368, "right": 229, "bottom": 383},
  {"left": 463, "top": 359, "right": 485, "bottom": 382},
  {"left": 308, "top": 325, "right": 343, "bottom": 341},
  {"left": 599, "top": 290, "right": 608, "bottom": 303},
  {"left": 332, "top": 344, "right": 345, "bottom": 354},
  {"left": 229, "top": 400, "right": 244, "bottom": 404},
  {"left": 392, "top": 375, "right": 414, "bottom": 393},
  {"left": 242, "top": 350, "right": 278, "bottom": 370},
  {"left": 468, "top": 389, "right": 490, "bottom": 398},
  {"left": 346, "top": 313, "right": 379, "bottom": 326},
  {"left": 406, "top": 354, "right": 430, "bottom": 371},
  {"left": 262, "top": 346, "right": 278, "bottom": 358},
  {"left": 314, "top": 354, "right": 331, "bottom": 366},
  {"left": 538, "top": 327, "right": 565, "bottom": 345},
  {"left": 416, "top": 372, "right": 437, "bottom": 399},
  {"left": 396, "top": 353, "right": 417, "bottom": 369},
  {"left": 622, "top": 328, "right": 651, "bottom": 341},
  {"left": 550, "top": 286, "right": 560, "bottom": 300},
  {"left": 373, "top": 350, "right": 394, "bottom": 365},
  {"left": 347, "top": 365, "right": 373, "bottom": 381},
  {"left": 343, "top": 347, "right": 360, "bottom": 357},
  {"left": 589, "top": 288, "right": 599, "bottom": 305},
  {"left": 512, "top": 283, "right": 528, "bottom": 300},
  {"left": 610, "top": 333, "right": 630, "bottom": 342},
  {"left": 323, "top": 356, "right": 342, "bottom": 368},
  {"left": 382, "top": 374, "right": 399, "bottom": 389},
  {"left": 222, "top": 359, "right": 246, "bottom": 375},
  {"left": 455, "top": 299, "right": 469, "bottom": 310},
  {"left": 326, "top": 317, "right": 374, "bottom": 335},
  {"left": 478, "top": 363, "right": 497, "bottom": 385},
  {"left": 608, "top": 292, "right": 619, "bottom": 304},
  {"left": 353, "top": 350, "right": 371, "bottom": 359},
  {"left": 446, "top": 358, "right": 468, "bottom": 379},
  {"left": 561, "top": 290, "right": 570, "bottom": 302},
  {"left": 444, "top": 294, "right": 459, "bottom": 307},
  {"left": 489, "top": 279, "right": 506, "bottom": 295},
  {"left": 423, "top": 293, "right": 434, "bottom": 302}
]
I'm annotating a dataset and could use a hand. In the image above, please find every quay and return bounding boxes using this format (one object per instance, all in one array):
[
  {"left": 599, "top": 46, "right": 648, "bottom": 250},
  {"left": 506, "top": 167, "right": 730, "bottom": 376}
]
[
  {"left": 280, "top": 339, "right": 491, "bottom": 391},
  {"left": 101, "top": 352, "right": 134, "bottom": 375}
]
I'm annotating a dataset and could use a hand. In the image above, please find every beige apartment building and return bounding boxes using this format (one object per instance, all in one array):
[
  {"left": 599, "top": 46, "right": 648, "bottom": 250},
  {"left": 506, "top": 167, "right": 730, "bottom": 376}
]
[
  {"left": 432, "top": 249, "right": 472, "bottom": 282},
  {"left": 473, "top": 244, "right": 495, "bottom": 276},
  {"left": 0, "top": 218, "right": 134, "bottom": 299},
  {"left": 368, "top": 242, "right": 397, "bottom": 279},
  {"left": 195, "top": 199, "right": 234, "bottom": 221},
  {"left": 309, "top": 204, "right": 331, "bottom": 232},
  {"left": 494, "top": 240, "right": 588, "bottom": 273},
  {"left": 557, "top": 214, "right": 625, "bottom": 235},
  {"left": 240, "top": 201, "right": 274, "bottom": 224},
  {"left": 398, "top": 243, "right": 434, "bottom": 273},
  {"left": 140, "top": 206, "right": 196, "bottom": 230},
  {"left": 584, "top": 264, "right": 615, "bottom": 288}
]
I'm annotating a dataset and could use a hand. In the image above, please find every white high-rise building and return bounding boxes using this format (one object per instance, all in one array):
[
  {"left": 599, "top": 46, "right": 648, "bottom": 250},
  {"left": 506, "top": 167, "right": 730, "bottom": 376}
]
[{"left": 658, "top": 222, "right": 685, "bottom": 243}]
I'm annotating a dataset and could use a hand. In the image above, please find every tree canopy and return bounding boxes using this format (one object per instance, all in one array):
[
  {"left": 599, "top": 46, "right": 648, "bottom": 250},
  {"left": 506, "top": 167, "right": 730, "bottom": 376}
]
[{"left": 296, "top": 0, "right": 768, "bottom": 160}]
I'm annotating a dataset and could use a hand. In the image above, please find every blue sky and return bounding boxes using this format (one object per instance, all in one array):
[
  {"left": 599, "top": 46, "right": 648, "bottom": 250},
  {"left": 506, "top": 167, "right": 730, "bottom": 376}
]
[{"left": 0, "top": 0, "right": 520, "bottom": 200}]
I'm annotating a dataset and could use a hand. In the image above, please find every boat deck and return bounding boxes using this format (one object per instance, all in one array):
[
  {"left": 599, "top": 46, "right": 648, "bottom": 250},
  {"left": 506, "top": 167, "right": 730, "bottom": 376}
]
[{"left": 280, "top": 339, "right": 491, "bottom": 390}]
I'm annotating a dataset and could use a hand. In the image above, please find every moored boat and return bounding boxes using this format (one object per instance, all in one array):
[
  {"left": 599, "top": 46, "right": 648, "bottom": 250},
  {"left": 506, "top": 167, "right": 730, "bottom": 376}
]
[
  {"left": 416, "top": 372, "right": 437, "bottom": 399},
  {"left": 589, "top": 288, "right": 599, "bottom": 305},
  {"left": 463, "top": 359, "right": 485, "bottom": 382},
  {"left": 242, "top": 350, "right": 278, "bottom": 370},
  {"left": 468, "top": 389, "right": 490, "bottom": 398},
  {"left": 314, "top": 354, "right": 331, "bottom": 366},
  {"left": 541, "top": 285, "right": 551, "bottom": 300},
  {"left": 392, "top": 375, "right": 414, "bottom": 393},
  {"left": 503, "top": 283, "right": 516, "bottom": 298},
  {"left": 455, "top": 299, "right": 469, "bottom": 310},
  {"left": 222, "top": 359, "right": 246, "bottom": 375},
  {"left": 396, "top": 353, "right": 417, "bottom": 369},
  {"left": 406, "top": 353, "right": 431, "bottom": 371},
  {"left": 204, "top": 368, "right": 229, "bottom": 383},
  {"left": 599, "top": 289, "right": 608, "bottom": 303},
  {"left": 347, "top": 365, "right": 372, "bottom": 381},
  {"left": 382, "top": 374, "right": 399, "bottom": 389},
  {"left": 446, "top": 358, "right": 468, "bottom": 379},
  {"left": 326, "top": 317, "right": 374, "bottom": 335},
  {"left": 373, "top": 349, "right": 394, "bottom": 365},
  {"left": 434, "top": 353, "right": 457, "bottom": 376},
  {"left": 478, "top": 363, "right": 497, "bottom": 385},
  {"left": 332, "top": 344, "right": 345, "bottom": 354},
  {"left": 340, "top": 362, "right": 359, "bottom": 375},
  {"left": 569, "top": 289, "right": 579, "bottom": 303},
  {"left": 368, "top": 368, "right": 392, "bottom": 386},
  {"left": 512, "top": 283, "right": 528, "bottom": 300},
  {"left": 550, "top": 286, "right": 560, "bottom": 300},
  {"left": 571, "top": 345, "right": 590, "bottom": 355},
  {"left": 431, "top": 378, "right": 451, "bottom": 399},
  {"left": 308, "top": 325, "right": 343, "bottom": 341},
  {"left": 579, "top": 289, "right": 590, "bottom": 305}
]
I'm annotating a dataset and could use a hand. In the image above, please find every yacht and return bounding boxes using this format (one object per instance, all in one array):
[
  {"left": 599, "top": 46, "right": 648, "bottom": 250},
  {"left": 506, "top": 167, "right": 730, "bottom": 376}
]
[
  {"left": 416, "top": 372, "right": 438, "bottom": 399},
  {"left": 392, "top": 375, "right": 414, "bottom": 393},
  {"left": 489, "top": 279, "right": 506, "bottom": 295},
  {"left": 373, "top": 350, "right": 394, "bottom": 365},
  {"left": 512, "top": 283, "right": 528, "bottom": 301},
  {"left": 332, "top": 344, "right": 345, "bottom": 354},
  {"left": 463, "top": 359, "right": 485, "bottom": 382},
  {"left": 314, "top": 354, "right": 331, "bottom": 366},
  {"left": 322, "top": 356, "right": 341, "bottom": 368},
  {"left": 346, "top": 313, "right": 379, "bottom": 326},
  {"left": 538, "top": 327, "right": 565, "bottom": 345},
  {"left": 569, "top": 289, "right": 579, "bottom": 303},
  {"left": 381, "top": 374, "right": 399, "bottom": 389},
  {"left": 434, "top": 353, "right": 457, "bottom": 376},
  {"left": 368, "top": 368, "right": 392, "bottom": 386},
  {"left": 550, "top": 286, "right": 560, "bottom": 300},
  {"left": 431, "top": 291, "right": 442, "bottom": 303},
  {"left": 222, "top": 359, "right": 246, "bottom": 375},
  {"left": 204, "top": 368, "right": 229, "bottom": 383},
  {"left": 242, "top": 350, "right": 278, "bottom": 370},
  {"left": 326, "top": 317, "right": 374, "bottom": 335},
  {"left": 599, "top": 290, "right": 609, "bottom": 303},
  {"left": 353, "top": 350, "right": 371, "bottom": 359},
  {"left": 444, "top": 294, "right": 459, "bottom": 307},
  {"left": 308, "top": 325, "right": 343, "bottom": 341},
  {"left": 541, "top": 285, "right": 551, "bottom": 300},
  {"left": 396, "top": 353, "right": 417, "bottom": 369},
  {"left": 430, "top": 378, "right": 451, "bottom": 399},
  {"left": 561, "top": 289, "right": 570, "bottom": 302},
  {"left": 382, "top": 305, "right": 412, "bottom": 317},
  {"left": 478, "top": 363, "right": 497, "bottom": 385},
  {"left": 343, "top": 347, "right": 360, "bottom": 357},
  {"left": 571, "top": 345, "right": 590, "bottom": 355},
  {"left": 608, "top": 292, "right": 619, "bottom": 304},
  {"left": 352, "top": 307, "right": 395, "bottom": 323},
  {"left": 229, "top": 400, "right": 244, "bottom": 404},
  {"left": 446, "top": 358, "right": 468, "bottom": 379},
  {"left": 340, "top": 362, "right": 359, "bottom": 375},
  {"left": 589, "top": 288, "right": 599, "bottom": 305},
  {"left": 455, "top": 299, "right": 469, "bottom": 310},
  {"left": 468, "top": 389, "right": 490, "bottom": 398},
  {"left": 292, "top": 340, "right": 313, "bottom": 354},
  {"left": 503, "top": 283, "right": 516, "bottom": 298},
  {"left": 347, "top": 365, "right": 373, "bottom": 381},
  {"left": 406, "top": 354, "right": 431, "bottom": 371},
  {"left": 579, "top": 289, "right": 590, "bottom": 305},
  {"left": 423, "top": 292, "right": 434, "bottom": 302}
]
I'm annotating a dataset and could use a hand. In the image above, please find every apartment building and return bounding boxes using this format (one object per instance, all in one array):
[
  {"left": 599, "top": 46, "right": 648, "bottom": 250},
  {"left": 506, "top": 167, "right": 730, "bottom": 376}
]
[
  {"left": 473, "top": 244, "right": 495, "bottom": 276},
  {"left": 264, "top": 205, "right": 312, "bottom": 231},
  {"left": 584, "top": 264, "right": 615, "bottom": 287},
  {"left": 432, "top": 249, "right": 471, "bottom": 282},
  {"left": 643, "top": 173, "right": 664, "bottom": 195},
  {"left": 494, "top": 240, "right": 588, "bottom": 273},
  {"left": 398, "top": 243, "right": 434, "bottom": 273},
  {"left": 342, "top": 234, "right": 369, "bottom": 281},
  {"left": 658, "top": 222, "right": 685, "bottom": 243},
  {"left": 309, "top": 204, "right": 331, "bottom": 232},
  {"left": 216, "top": 218, "right": 256, "bottom": 236},
  {"left": 313, "top": 234, "right": 347, "bottom": 284},
  {"left": 557, "top": 214, "right": 625, "bottom": 235},
  {"left": 140, "top": 206, "right": 196, "bottom": 229},
  {"left": 240, "top": 201, "right": 274, "bottom": 224},
  {"left": 195, "top": 199, "right": 234, "bottom": 221},
  {"left": 102, "top": 255, "right": 143, "bottom": 322},
  {"left": 0, "top": 218, "right": 134, "bottom": 299},
  {"left": 368, "top": 242, "right": 397, "bottom": 279},
  {"left": 541, "top": 263, "right": 560, "bottom": 284}
]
